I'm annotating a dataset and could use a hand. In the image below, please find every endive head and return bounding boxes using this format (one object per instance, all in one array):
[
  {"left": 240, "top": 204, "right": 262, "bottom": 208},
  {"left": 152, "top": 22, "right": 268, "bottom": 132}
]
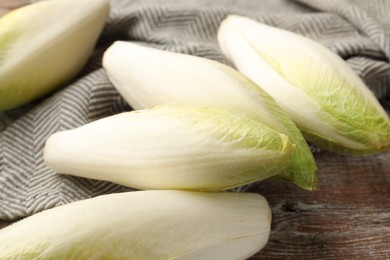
[
  {"left": 44, "top": 106, "right": 294, "bottom": 191},
  {"left": 218, "top": 15, "right": 390, "bottom": 155},
  {"left": 0, "top": 0, "right": 110, "bottom": 111},
  {"left": 103, "top": 41, "right": 317, "bottom": 190},
  {"left": 0, "top": 190, "right": 271, "bottom": 259}
]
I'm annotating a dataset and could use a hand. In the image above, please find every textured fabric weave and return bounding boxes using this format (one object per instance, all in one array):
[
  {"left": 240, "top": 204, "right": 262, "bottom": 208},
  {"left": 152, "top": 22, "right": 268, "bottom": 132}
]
[{"left": 1, "top": 0, "right": 389, "bottom": 220}]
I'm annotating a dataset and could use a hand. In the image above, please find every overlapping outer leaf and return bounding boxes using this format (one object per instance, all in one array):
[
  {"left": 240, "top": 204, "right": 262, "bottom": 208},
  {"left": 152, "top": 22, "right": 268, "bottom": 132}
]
[
  {"left": 44, "top": 106, "right": 294, "bottom": 191},
  {"left": 103, "top": 41, "right": 317, "bottom": 190},
  {"left": 0, "top": 190, "right": 271, "bottom": 259},
  {"left": 0, "top": 0, "right": 110, "bottom": 111},
  {"left": 218, "top": 15, "right": 390, "bottom": 155}
]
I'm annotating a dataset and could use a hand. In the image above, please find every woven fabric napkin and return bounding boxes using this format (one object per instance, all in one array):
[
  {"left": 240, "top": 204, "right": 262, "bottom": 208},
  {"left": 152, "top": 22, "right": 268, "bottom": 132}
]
[{"left": 1, "top": 0, "right": 389, "bottom": 220}]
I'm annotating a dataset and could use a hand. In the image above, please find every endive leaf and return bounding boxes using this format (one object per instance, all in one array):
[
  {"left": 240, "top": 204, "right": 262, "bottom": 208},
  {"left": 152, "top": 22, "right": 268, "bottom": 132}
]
[
  {"left": 44, "top": 106, "right": 294, "bottom": 191},
  {"left": 0, "top": 0, "right": 110, "bottom": 111},
  {"left": 103, "top": 41, "right": 317, "bottom": 190},
  {"left": 218, "top": 15, "right": 390, "bottom": 155},
  {"left": 0, "top": 190, "right": 271, "bottom": 259}
]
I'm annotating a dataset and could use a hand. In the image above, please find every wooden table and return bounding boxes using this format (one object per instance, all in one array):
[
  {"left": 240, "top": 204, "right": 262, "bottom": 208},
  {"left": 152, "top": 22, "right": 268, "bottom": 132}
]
[
  {"left": 0, "top": 0, "right": 29, "bottom": 16},
  {"left": 249, "top": 150, "right": 390, "bottom": 259},
  {"left": 1, "top": 2, "right": 389, "bottom": 259}
]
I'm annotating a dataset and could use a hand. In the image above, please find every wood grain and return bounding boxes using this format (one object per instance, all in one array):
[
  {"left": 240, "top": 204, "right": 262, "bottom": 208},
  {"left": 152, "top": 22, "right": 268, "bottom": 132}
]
[
  {"left": 0, "top": 1, "right": 389, "bottom": 259},
  {"left": 249, "top": 150, "right": 390, "bottom": 259},
  {"left": 0, "top": 0, "right": 30, "bottom": 16}
]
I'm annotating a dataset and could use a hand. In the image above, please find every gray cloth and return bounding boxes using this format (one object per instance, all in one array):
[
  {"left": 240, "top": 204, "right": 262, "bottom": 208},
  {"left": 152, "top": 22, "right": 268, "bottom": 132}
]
[{"left": 1, "top": 0, "right": 389, "bottom": 220}]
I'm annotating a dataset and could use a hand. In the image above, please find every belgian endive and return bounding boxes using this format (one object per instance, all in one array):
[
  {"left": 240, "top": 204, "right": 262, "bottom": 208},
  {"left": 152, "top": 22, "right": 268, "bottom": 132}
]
[
  {"left": 103, "top": 41, "right": 317, "bottom": 190},
  {"left": 44, "top": 106, "right": 294, "bottom": 191},
  {"left": 218, "top": 15, "right": 390, "bottom": 155},
  {"left": 0, "top": 190, "right": 271, "bottom": 259},
  {"left": 0, "top": 0, "right": 110, "bottom": 111}
]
